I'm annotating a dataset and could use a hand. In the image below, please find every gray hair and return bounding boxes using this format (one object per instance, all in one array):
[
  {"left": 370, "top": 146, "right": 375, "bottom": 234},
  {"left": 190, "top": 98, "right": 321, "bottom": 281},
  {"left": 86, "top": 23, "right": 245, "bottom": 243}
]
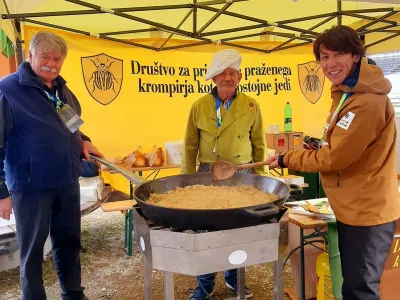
[{"left": 29, "top": 31, "right": 68, "bottom": 58}]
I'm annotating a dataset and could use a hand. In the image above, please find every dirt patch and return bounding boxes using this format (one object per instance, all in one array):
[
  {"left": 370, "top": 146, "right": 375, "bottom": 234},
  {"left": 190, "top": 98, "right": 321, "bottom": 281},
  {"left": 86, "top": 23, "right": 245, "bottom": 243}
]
[{"left": 0, "top": 209, "right": 296, "bottom": 299}]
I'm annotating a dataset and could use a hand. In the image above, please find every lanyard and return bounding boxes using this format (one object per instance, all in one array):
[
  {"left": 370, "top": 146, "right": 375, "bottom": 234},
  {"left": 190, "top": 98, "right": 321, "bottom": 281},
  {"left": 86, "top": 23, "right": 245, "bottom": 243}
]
[
  {"left": 320, "top": 92, "right": 351, "bottom": 146},
  {"left": 216, "top": 97, "right": 232, "bottom": 128},
  {"left": 44, "top": 90, "right": 63, "bottom": 112}
]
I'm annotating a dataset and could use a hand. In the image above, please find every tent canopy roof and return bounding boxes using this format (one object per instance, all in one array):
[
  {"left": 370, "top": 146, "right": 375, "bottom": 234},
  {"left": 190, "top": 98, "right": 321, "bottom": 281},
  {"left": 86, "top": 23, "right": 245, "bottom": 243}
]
[{"left": 2, "top": 0, "right": 400, "bottom": 54}]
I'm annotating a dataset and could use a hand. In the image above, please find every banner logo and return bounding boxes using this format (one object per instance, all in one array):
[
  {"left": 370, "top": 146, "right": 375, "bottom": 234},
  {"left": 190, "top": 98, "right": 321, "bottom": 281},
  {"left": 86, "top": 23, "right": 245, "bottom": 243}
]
[
  {"left": 298, "top": 61, "right": 325, "bottom": 104},
  {"left": 81, "top": 53, "right": 123, "bottom": 105}
]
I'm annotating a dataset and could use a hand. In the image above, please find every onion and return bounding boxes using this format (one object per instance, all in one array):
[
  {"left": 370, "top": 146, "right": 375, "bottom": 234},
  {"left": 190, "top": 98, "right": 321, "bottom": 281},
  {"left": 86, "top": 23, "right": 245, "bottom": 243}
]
[
  {"left": 133, "top": 151, "right": 148, "bottom": 167},
  {"left": 123, "top": 150, "right": 148, "bottom": 167},
  {"left": 144, "top": 148, "right": 165, "bottom": 167}
]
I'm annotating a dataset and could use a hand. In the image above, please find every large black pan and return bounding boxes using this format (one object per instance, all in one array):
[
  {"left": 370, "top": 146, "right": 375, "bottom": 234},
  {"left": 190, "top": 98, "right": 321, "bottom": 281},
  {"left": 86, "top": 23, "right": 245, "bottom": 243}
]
[{"left": 91, "top": 156, "right": 301, "bottom": 230}]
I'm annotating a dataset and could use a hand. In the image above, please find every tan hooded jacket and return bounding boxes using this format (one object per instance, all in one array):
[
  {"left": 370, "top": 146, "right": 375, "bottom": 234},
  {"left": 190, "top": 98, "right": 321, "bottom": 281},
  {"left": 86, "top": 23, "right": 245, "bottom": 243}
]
[{"left": 284, "top": 58, "right": 400, "bottom": 226}]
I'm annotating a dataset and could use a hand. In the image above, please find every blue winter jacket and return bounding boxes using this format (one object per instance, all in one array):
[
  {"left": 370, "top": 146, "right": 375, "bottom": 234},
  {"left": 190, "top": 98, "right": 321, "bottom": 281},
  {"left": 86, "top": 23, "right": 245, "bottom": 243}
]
[{"left": 0, "top": 62, "right": 88, "bottom": 196}]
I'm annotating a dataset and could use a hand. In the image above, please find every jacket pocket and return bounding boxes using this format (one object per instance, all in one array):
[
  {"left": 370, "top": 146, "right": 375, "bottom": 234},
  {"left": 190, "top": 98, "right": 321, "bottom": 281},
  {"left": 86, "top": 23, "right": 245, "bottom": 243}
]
[
  {"left": 236, "top": 132, "right": 249, "bottom": 153},
  {"left": 28, "top": 147, "right": 73, "bottom": 189}
]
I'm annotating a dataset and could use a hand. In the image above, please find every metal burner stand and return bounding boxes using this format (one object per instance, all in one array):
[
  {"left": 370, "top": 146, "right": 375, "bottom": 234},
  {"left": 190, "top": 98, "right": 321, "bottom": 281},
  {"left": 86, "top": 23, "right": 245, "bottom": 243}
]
[{"left": 132, "top": 208, "right": 289, "bottom": 300}]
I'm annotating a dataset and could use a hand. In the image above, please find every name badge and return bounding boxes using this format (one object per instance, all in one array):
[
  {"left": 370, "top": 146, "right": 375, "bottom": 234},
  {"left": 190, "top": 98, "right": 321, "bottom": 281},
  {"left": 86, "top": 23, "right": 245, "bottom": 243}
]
[{"left": 58, "top": 104, "right": 84, "bottom": 133}]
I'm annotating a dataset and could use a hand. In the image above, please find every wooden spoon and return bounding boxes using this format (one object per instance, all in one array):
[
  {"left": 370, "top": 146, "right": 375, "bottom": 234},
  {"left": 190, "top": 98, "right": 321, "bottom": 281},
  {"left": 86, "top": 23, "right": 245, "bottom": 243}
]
[{"left": 211, "top": 160, "right": 269, "bottom": 182}]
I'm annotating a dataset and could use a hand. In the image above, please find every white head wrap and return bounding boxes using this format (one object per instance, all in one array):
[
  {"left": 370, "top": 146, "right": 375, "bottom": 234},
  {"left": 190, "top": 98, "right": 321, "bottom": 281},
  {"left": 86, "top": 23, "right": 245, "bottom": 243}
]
[{"left": 205, "top": 49, "right": 242, "bottom": 81}]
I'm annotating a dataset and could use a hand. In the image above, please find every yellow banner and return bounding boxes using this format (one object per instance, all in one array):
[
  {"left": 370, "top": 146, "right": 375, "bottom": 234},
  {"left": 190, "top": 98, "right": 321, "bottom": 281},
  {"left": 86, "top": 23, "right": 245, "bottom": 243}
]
[{"left": 23, "top": 25, "right": 331, "bottom": 162}]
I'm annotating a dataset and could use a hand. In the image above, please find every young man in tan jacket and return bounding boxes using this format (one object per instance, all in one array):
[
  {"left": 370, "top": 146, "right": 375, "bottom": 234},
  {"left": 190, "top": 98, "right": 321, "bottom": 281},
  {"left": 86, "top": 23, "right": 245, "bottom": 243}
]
[{"left": 269, "top": 26, "right": 400, "bottom": 300}]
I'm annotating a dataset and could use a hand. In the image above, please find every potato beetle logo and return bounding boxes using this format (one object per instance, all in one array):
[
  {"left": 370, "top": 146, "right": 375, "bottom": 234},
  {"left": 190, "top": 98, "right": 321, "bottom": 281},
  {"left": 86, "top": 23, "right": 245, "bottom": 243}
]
[
  {"left": 81, "top": 53, "right": 123, "bottom": 105},
  {"left": 89, "top": 57, "right": 118, "bottom": 93},
  {"left": 298, "top": 61, "right": 325, "bottom": 104}
]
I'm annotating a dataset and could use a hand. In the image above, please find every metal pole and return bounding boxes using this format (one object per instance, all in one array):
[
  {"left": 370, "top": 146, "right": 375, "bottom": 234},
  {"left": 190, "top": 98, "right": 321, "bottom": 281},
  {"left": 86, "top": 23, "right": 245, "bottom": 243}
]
[
  {"left": 364, "top": 31, "right": 400, "bottom": 48},
  {"left": 356, "top": 11, "right": 398, "bottom": 32},
  {"left": 160, "top": 8, "right": 193, "bottom": 50},
  {"left": 300, "top": 228, "right": 305, "bottom": 300},
  {"left": 278, "top": 12, "right": 335, "bottom": 25},
  {"left": 197, "top": 4, "right": 268, "bottom": 25},
  {"left": 342, "top": 12, "right": 399, "bottom": 26},
  {"left": 163, "top": 271, "right": 175, "bottom": 300},
  {"left": 271, "top": 15, "right": 336, "bottom": 52},
  {"left": 270, "top": 41, "right": 311, "bottom": 53},
  {"left": 221, "top": 41, "right": 267, "bottom": 53},
  {"left": 14, "top": 20, "right": 24, "bottom": 66},
  {"left": 2, "top": 4, "right": 191, "bottom": 19},
  {"left": 161, "top": 41, "right": 210, "bottom": 51},
  {"left": 237, "top": 267, "right": 245, "bottom": 300},
  {"left": 197, "top": 3, "right": 232, "bottom": 34},
  {"left": 143, "top": 249, "right": 152, "bottom": 299},
  {"left": 277, "top": 24, "right": 319, "bottom": 37},
  {"left": 193, "top": 0, "right": 197, "bottom": 34},
  {"left": 221, "top": 31, "right": 313, "bottom": 43},
  {"left": 100, "top": 28, "right": 158, "bottom": 36},
  {"left": 342, "top": 7, "right": 394, "bottom": 14},
  {"left": 198, "top": 5, "right": 319, "bottom": 36},
  {"left": 358, "top": 24, "right": 398, "bottom": 36},
  {"left": 337, "top": 0, "right": 342, "bottom": 25},
  {"left": 200, "top": 24, "right": 268, "bottom": 37},
  {"left": 65, "top": 0, "right": 193, "bottom": 38},
  {"left": 2, "top": 0, "right": 23, "bottom": 65},
  {"left": 273, "top": 257, "right": 284, "bottom": 300},
  {"left": 198, "top": 0, "right": 247, "bottom": 5},
  {"left": 22, "top": 18, "right": 158, "bottom": 51}
]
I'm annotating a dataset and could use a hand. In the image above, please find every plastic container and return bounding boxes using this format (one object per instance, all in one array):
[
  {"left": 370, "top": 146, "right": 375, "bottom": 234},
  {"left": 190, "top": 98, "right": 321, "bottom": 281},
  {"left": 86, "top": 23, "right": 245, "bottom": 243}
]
[
  {"left": 164, "top": 140, "right": 184, "bottom": 165},
  {"left": 284, "top": 102, "right": 292, "bottom": 132},
  {"left": 267, "top": 124, "right": 280, "bottom": 134},
  {"left": 316, "top": 252, "right": 335, "bottom": 300}
]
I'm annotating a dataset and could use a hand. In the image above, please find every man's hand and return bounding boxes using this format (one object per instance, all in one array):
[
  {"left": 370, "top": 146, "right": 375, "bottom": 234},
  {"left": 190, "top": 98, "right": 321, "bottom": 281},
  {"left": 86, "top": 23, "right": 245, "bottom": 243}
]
[
  {"left": 82, "top": 140, "right": 104, "bottom": 160},
  {"left": 267, "top": 154, "right": 280, "bottom": 169},
  {"left": 0, "top": 197, "right": 12, "bottom": 221}
]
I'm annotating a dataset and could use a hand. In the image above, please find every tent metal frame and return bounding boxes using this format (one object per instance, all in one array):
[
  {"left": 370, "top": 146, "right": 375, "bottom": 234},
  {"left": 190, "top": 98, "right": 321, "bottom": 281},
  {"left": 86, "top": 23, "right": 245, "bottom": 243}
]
[{"left": 2, "top": 0, "right": 400, "bottom": 62}]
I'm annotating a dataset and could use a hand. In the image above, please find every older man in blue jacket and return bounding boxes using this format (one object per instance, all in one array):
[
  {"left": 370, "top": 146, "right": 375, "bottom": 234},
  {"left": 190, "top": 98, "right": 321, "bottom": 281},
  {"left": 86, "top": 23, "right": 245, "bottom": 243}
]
[{"left": 0, "top": 31, "right": 102, "bottom": 300}]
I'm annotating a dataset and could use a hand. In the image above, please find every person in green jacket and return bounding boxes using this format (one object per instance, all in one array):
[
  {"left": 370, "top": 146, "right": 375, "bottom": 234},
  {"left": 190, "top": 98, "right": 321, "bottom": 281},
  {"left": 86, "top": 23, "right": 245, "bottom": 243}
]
[{"left": 182, "top": 49, "right": 266, "bottom": 300}]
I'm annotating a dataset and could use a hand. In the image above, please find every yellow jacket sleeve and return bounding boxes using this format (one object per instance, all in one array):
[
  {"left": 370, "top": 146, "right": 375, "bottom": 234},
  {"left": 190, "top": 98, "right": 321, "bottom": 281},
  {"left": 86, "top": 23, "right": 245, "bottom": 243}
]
[
  {"left": 180, "top": 103, "right": 199, "bottom": 174},
  {"left": 251, "top": 102, "right": 266, "bottom": 174}
]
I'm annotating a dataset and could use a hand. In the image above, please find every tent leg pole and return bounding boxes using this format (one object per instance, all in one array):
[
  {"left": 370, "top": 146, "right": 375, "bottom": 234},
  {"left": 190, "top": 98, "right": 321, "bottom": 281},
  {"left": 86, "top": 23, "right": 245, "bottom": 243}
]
[{"left": 14, "top": 20, "right": 24, "bottom": 66}]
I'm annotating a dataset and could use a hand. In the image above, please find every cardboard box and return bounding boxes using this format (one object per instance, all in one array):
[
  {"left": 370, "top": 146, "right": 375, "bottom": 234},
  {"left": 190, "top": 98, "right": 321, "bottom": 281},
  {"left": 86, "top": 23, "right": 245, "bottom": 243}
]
[
  {"left": 285, "top": 132, "right": 304, "bottom": 150},
  {"left": 79, "top": 176, "right": 105, "bottom": 204},
  {"left": 266, "top": 133, "right": 288, "bottom": 153}
]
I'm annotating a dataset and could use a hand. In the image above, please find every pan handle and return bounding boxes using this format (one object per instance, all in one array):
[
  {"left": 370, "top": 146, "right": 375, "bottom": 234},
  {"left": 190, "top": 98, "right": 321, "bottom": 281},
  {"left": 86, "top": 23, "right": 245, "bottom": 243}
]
[
  {"left": 289, "top": 184, "right": 303, "bottom": 195},
  {"left": 244, "top": 204, "right": 280, "bottom": 218},
  {"left": 90, "top": 155, "right": 148, "bottom": 186}
]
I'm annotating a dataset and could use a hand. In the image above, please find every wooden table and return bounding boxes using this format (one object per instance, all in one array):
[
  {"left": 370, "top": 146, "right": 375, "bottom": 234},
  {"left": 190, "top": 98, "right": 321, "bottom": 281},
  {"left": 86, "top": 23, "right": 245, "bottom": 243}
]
[
  {"left": 286, "top": 208, "right": 329, "bottom": 300},
  {"left": 288, "top": 209, "right": 328, "bottom": 229}
]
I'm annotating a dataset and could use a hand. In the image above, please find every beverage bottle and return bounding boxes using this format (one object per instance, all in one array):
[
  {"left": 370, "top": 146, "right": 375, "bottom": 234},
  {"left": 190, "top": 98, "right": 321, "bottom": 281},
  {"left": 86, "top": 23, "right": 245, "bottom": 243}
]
[{"left": 284, "top": 102, "right": 292, "bottom": 132}]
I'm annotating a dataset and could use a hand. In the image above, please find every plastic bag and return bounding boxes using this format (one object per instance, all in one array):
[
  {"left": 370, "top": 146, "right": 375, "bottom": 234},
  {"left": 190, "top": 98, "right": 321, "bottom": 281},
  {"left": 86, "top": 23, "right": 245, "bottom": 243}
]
[{"left": 144, "top": 147, "right": 165, "bottom": 167}]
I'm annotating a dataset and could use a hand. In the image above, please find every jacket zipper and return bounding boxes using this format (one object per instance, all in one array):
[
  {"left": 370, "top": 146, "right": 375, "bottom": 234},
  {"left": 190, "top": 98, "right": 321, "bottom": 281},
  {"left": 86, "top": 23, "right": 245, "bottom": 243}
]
[
  {"left": 337, "top": 171, "right": 340, "bottom": 187},
  {"left": 28, "top": 154, "right": 31, "bottom": 184}
]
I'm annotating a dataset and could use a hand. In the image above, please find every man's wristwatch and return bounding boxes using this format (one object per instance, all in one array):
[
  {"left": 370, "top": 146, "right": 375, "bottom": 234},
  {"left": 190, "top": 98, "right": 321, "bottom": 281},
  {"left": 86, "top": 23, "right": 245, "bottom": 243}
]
[{"left": 278, "top": 153, "right": 286, "bottom": 168}]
